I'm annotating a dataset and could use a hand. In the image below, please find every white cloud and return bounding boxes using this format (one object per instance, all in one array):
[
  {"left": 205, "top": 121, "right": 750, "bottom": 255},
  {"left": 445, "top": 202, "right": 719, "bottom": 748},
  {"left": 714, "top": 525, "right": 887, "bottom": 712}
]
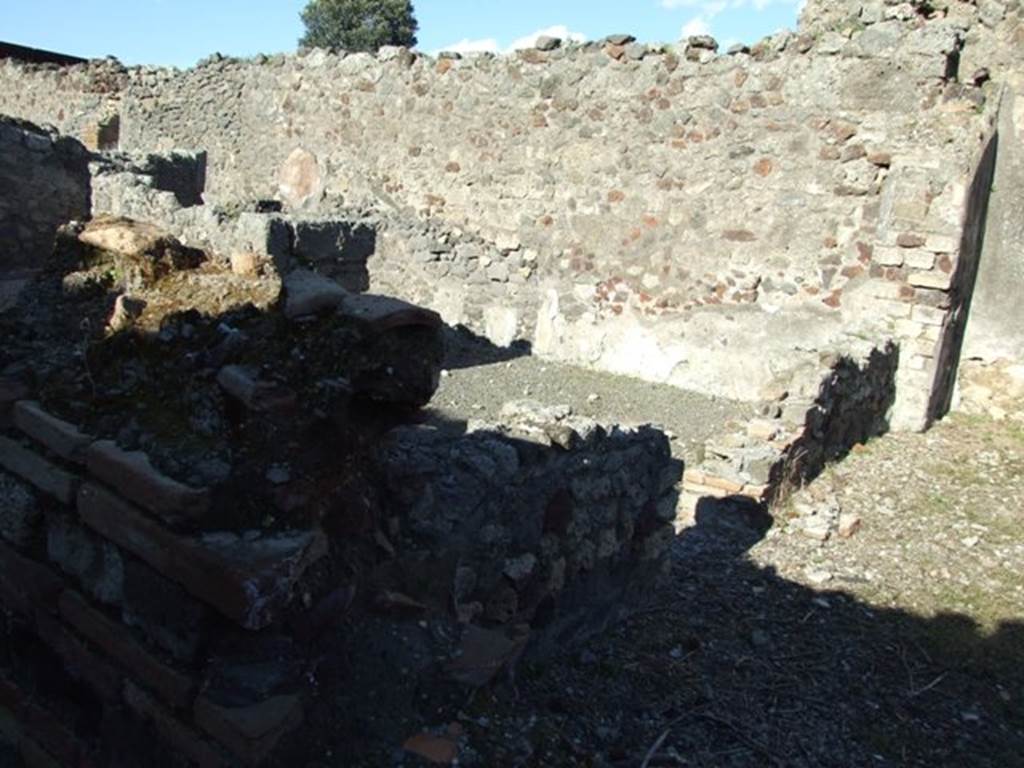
[
  {"left": 681, "top": 17, "right": 711, "bottom": 36},
  {"left": 665, "top": 0, "right": 802, "bottom": 40},
  {"left": 437, "top": 24, "right": 587, "bottom": 56},
  {"left": 439, "top": 37, "right": 500, "bottom": 55},
  {"left": 663, "top": 0, "right": 801, "bottom": 14}
]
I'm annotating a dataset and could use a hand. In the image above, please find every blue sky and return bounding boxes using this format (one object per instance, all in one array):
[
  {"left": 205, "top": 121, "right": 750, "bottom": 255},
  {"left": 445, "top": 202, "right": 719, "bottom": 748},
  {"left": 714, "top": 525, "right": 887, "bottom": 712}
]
[{"left": 4, "top": 1, "right": 802, "bottom": 68}]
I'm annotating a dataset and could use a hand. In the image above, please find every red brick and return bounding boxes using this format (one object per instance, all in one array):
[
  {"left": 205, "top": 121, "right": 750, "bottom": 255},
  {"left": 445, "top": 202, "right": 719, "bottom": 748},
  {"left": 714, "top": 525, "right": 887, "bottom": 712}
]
[
  {"left": 123, "top": 682, "right": 224, "bottom": 768},
  {"left": 85, "top": 441, "right": 209, "bottom": 524},
  {"left": 12, "top": 402, "right": 93, "bottom": 464},
  {"left": 194, "top": 695, "right": 303, "bottom": 766},
  {"left": 897, "top": 233, "right": 927, "bottom": 248},
  {"left": 0, "top": 539, "right": 63, "bottom": 617},
  {"left": 59, "top": 591, "right": 196, "bottom": 710},
  {"left": 78, "top": 484, "right": 328, "bottom": 630},
  {"left": 0, "top": 437, "right": 78, "bottom": 505},
  {"left": 753, "top": 157, "right": 774, "bottom": 177},
  {"left": 823, "top": 289, "right": 843, "bottom": 308}
]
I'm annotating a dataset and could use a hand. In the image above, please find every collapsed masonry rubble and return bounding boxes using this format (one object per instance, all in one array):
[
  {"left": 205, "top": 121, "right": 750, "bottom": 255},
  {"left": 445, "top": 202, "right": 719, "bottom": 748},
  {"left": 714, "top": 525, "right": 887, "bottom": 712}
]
[
  {"left": 0, "top": 145, "right": 677, "bottom": 765},
  {"left": 0, "top": 0, "right": 1022, "bottom": 763}
]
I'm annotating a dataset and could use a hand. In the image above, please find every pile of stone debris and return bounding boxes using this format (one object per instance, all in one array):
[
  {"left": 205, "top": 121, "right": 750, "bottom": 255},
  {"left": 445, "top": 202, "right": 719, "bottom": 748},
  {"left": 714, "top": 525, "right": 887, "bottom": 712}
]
[{"left": 0, "top": 207, "right": 678, "bottom": 766}]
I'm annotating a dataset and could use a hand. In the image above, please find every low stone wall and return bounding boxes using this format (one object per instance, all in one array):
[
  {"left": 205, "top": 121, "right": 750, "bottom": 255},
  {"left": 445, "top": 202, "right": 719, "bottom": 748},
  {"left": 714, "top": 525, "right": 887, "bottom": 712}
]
[
  {"left": 0, "top": 389, "right": 675, "bottom": 766},
  {"left": 0, "top": 117, "right": 91, "bottom": 268},
  {"left": 679, "top": 337, "right": 898, "bottom": 515},
  {"left": 377, "top": 403, "right": 677, "bottom": 657}
]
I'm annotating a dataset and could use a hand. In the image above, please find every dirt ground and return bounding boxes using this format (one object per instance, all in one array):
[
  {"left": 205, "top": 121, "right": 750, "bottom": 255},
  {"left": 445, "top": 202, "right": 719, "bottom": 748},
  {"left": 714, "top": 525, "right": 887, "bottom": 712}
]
[
  {"left": 426, "top": 332, "right": 749, "bottom": 463},
  {"left": 394, "top": 411, "right": 1024, "bottom": 768}
]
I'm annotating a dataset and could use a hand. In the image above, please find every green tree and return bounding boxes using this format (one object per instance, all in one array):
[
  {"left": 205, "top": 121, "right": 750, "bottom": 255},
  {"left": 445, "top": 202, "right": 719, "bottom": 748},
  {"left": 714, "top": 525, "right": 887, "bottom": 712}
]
[{"left": 300, "top": 0, "right": 418, "bottom": 52}]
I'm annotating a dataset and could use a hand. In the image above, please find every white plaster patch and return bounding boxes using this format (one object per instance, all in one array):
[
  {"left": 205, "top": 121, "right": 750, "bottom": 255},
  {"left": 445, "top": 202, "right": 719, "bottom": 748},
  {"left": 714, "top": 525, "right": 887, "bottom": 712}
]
[{"left": 484, "top": 305, "right": 519, "bottom": 348}]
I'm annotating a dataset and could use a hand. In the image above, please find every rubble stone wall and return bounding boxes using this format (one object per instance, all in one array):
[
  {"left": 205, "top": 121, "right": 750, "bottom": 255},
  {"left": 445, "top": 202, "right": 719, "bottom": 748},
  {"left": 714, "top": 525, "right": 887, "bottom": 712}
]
[
  {"left": 0, "top": 0, "right": 1020, "bottom": 431},
  {"left": 377, "top": 408, "right": 677, "bottom": 658},
  {"left": 0, "top": 390, "right": 324, "bottom": 764},
  {"left": 0, "top": 384, "right": 675, "bottom": 765},
  {"left": 0, "top": 117, "right": 91, "bottom": 269},
  {"left": 681, "top": 337, "right": 898, "bottom": 513}
]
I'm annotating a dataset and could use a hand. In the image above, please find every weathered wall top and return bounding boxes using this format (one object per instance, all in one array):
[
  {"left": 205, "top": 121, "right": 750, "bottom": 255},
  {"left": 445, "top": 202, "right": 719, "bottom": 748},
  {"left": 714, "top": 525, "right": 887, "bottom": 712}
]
[{"left": 0, "top": 0, "right": 1020, "bottom": 431}]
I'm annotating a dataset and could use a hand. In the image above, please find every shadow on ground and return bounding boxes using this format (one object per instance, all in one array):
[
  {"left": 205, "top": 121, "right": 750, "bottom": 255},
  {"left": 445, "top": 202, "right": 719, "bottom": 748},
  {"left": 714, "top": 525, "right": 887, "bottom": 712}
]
[{"left": 401, "top": 496, "right": 1024, "bottom": 768}]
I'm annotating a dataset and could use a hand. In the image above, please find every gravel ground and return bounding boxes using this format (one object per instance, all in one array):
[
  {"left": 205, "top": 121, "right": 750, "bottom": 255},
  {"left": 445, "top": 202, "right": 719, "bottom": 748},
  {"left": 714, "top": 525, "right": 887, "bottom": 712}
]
[
  {"left": 424, "top": 333, "right": 749, "bottom": 462},
  {"left": 396, "top": 410, "right": 1024, "bottom": 768}
]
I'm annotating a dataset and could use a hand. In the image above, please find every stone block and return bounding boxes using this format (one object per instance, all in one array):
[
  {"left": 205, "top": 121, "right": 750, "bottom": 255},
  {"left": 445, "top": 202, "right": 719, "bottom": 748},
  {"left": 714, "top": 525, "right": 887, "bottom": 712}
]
[
  {"left": 0, "top": 437, "right": 78, "bottom": 505},
  {"left": 123, "top": 682, "right": 225, "bottom": 768},
  {"left": 923, "top": 233, "right": 959, "bottom": 253},
  {"left": 12, "top": 402, "right": 92, "bottom": 464},
  {"left": 904, "top": 250, "right": 937, "bottom": 270},
  {"left": 700, "top": 473, "right": 746, "bottom": 494},
  {"left": 282, "top": 268, "right": 346, "bottom": 318},
  {"left": 194, "top": 694, "right": 303, "bottom": 766},
  {"left": 680, "top": 481, "right": 731, "bottom": 499},
  {"left": 741, "top": 483, "right": 770, "bottom": 500},
  {"left": 277, "top": 148, "right": 323, "bottom": 209},
  {"left": 338, "top": 292, "right": 442, "bottom": 333},
  {"left": 78, "top": 483, "right": 327, "bottom": 630},
  {"left": 77, "top": 217, "right": 204, "bottom": 289},
  {"left": 217, "top": 366, "right": 297, "bottom": 414},
  {"left": 59, "top": 590, "right": 196, "bottom": 709},
  {"left": 47, "top": 514, "right": 123, "bottom": 606},
  {"left": 910, "top": 337, "right": 938, "bottom": 358},
  {"left": 746, "top": 419, "right": 780, "bottom": 441},
  {"left": 873, "top": 246, "right": 904, "bottom": 267},
  {"left": 908, "top": 271, "right": 952, "bottom": 290},
  {"left": 85, "top": 441, "right": 210, "bottom": 524},
  {"left": 534, "top": 35, "right": 562, "bottom": 51}
]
